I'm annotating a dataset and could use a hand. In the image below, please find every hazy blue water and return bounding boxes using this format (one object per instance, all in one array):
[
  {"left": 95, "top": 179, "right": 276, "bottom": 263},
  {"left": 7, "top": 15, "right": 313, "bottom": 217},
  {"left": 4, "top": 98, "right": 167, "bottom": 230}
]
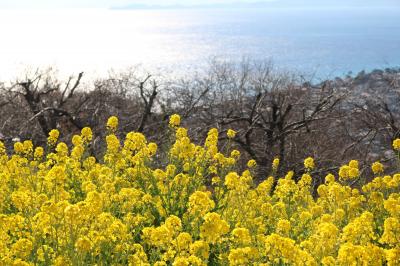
[
  {"left": 143, "top": 7, "right": 400, "bottom": 79},
  {"left": 1, "top": 7, "right": 399, "bottom": 80}
]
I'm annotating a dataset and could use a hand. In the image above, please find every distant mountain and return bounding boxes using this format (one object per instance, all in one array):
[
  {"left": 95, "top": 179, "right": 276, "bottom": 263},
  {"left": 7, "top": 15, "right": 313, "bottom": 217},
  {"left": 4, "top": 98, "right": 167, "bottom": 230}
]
[
  {"left": 111, "top": 0, "right": 399, "bottom": 10},
  {"left": 270, "top": 0, "right": 399, "bottom": 8}
]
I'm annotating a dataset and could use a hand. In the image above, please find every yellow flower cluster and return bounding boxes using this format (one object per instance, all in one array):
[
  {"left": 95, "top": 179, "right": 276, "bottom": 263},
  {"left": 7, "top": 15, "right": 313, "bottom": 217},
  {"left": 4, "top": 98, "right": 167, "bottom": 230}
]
[
  {"left": 272, "top": 157, "right": 280, "bottom": 172},
  {"left": 304, "top": 157, "right": 315, "bottom": 171},
  {"left": 47, "top": 129, "right": 60, "bottom": 146},
  {"left": 393, "top": 138, "right": 400, "bottom": 151},
  {"left": 339, "top": 160, "right": 360, "bottom": 181},
  {"left": 106, "top": 116, "right": 119, "bottom": 132},
  {"left": 0, "top": 114, "right": 399, "bottom": 265},
  {"left": 227, "top": 129, "right": 237, "bottom": 139},
  {"left": 372, "top": 161, "right": 384, "bottom": 175},
  {"left": 169, "top": 114, "right": 181, "bottom": 127}
]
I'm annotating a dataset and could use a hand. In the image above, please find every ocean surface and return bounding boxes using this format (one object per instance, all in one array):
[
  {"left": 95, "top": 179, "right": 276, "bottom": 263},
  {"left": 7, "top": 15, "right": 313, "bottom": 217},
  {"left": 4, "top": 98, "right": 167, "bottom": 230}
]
[{"left": 0, "top": 7, "right": 400, "bottom": 80}]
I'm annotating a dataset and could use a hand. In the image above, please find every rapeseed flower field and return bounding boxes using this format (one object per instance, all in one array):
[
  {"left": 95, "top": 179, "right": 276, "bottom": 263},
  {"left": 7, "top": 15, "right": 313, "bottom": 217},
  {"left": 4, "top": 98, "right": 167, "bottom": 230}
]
[{"left": 1, "top": 115, "right": 399, "bottom": 265}]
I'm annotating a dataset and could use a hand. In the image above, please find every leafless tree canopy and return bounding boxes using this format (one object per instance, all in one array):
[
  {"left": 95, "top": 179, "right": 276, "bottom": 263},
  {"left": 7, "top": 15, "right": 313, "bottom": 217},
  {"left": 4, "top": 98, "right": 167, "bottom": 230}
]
[{"left": 0, "top": 62, "right": 399, "bottom": 182}]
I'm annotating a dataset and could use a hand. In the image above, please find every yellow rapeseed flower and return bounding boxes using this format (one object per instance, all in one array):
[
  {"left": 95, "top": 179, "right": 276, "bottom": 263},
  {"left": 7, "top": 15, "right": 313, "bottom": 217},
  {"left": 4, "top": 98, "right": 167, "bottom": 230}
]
[
  {"left": 75, "top": 237, "right": 92, "bottom": 253},
  {"left": 81, "top": 127, "right": 93, "bottom": 142},
  {"left": 34, "top": 147, "right": 44, "bottom": 159},
  {"left": 13, "top": 142, "right": 24, "bottom": 154},
  {"left": 272, "top": 157, "right": 280, "bottom": 171},
  {"left": 230, "top": 149, "right": 240, "bottom": 158},
  {"left": 349, "top": 160, "right": 359, "bottom": 169},
  {"left": 106, "top": 116, "right": 119, "bottom": 131},
  {"left": 169, "top": 114, "right": 181, "bottom": 127},
  {"left": 47, "top": 129, "right": 60, "bottom": 145},
  {"left": 372, "top": 161, "right": 384, "bottom": 175},
  {"left": 227, "top": 129, "right": 237, "bottom": 139},
  {"left": 304, "top": 157, "right": 315, "bottom": 170},
  {"left": 393, "top": 138, "right": 400, "bottom": 151},
  {"left": 0, "top": 115, "right": 399, "bottom": 265},
  {"left": 247, "top": 159, "right": 257, "bottom": 168},
  {"left": 200, "top": 212, "right": 230, "bottom": 244}
]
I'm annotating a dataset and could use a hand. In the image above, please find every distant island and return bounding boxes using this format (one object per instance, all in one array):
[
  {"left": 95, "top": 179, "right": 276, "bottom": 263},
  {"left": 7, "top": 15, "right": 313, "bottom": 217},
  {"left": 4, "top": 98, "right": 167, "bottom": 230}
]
[{"left": 111, "top": 0, "right": 399, "bottom": 10}]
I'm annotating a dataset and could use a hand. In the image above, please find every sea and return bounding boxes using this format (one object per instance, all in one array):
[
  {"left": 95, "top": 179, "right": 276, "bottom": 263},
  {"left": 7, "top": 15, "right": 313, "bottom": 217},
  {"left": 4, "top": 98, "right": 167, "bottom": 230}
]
[{"left": 0, "top": 7, "right": 399, "bottom": 81}]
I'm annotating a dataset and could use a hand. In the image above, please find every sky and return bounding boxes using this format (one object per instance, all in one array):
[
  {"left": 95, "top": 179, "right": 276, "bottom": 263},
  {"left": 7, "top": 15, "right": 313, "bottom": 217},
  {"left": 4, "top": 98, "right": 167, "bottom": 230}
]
[
  {"left": 1, "top": 0, "right": 397, "bottom": 9},
  {"left": 0, "top": 0, "right": 272, "bottom": 9}
]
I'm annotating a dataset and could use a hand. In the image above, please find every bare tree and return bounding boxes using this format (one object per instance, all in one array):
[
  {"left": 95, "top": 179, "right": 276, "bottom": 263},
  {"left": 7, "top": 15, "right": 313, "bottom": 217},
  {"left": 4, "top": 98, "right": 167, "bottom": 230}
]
[
  {"left": 0, "top": 63, "right": 398, "bottom": 180},
  {"left": 0, "top": 69, "right": 88, "bottom": 144}
]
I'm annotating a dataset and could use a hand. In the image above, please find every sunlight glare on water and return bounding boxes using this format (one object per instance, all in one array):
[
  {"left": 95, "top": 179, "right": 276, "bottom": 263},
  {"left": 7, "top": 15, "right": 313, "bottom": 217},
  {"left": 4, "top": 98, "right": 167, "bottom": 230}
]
[
  {"left": 0, "top": 9, "right": 192, "bottom": 80},
  {"left": 0, "top": 7, "right": 399, "bottom": 80}
]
